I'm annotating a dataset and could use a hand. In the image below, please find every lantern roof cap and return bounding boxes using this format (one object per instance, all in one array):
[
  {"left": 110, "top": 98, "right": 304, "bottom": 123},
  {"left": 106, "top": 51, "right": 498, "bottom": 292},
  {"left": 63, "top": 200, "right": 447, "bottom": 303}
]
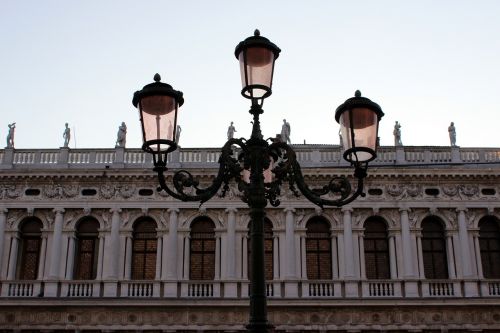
[
  {"left": 335, "top": 90, "right": 384, "bottom": 122},
  {"left": 234, "top": 29, "right": 281, "bottom": 60},
  {"left": 132, "top": 73, "right": 184, "bottom": 107}
]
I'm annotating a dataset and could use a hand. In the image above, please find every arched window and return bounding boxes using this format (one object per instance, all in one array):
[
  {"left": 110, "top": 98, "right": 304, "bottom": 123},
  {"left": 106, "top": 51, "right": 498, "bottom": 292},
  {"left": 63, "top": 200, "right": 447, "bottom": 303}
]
[
  {"left": 422, "top": 217, "right": 448, "bottom": 279},
  {"left": 248, "top": 218, "right": 274, "bottom": 280},
  {"left": 131, "top": 218, "right": 158, "bottom": 280},
  {"left": 363, "top": 217, "right": 390, "bottom": 279},
  {"left": 18, "top": 218, "right": 43, "bottom": 280},
  {"left": 306, "top": 217, "right": 331, "bottom": 280},
  {"left": 190, "top": 217, "right": 216, "bottom": 280},
  {"left": 74, "top": 218, "right": 100, "bottom": 280},
  {"left": 479, "top": 216, "right": 500, "bottom": 278}
]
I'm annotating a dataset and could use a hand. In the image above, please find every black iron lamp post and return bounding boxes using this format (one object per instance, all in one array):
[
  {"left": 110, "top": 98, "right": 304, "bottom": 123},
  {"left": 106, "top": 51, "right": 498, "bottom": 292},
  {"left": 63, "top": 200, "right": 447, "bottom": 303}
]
[{"left": 132, "top": 30, "right": 384, "bottom": 333}]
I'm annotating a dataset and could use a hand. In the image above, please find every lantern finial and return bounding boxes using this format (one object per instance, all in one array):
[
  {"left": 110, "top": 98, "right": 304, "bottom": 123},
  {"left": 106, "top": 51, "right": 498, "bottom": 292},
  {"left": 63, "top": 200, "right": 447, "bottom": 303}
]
[
  {"left": 355, "top": 90, "right": 361, "bottom": 97},
  {"left": 154, "top": 73, "right": 161, "bottom": 82},
  {"left": 254, "top": 29, "right": 260, "bottom": 36}
]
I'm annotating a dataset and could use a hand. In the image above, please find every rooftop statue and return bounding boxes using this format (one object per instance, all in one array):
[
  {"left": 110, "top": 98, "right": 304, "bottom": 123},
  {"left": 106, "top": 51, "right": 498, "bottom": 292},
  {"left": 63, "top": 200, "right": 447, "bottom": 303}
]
[
  {"left": 63, "top": 123, "right": 71, "bottom": 148},
  {"left": 394, "top": 121, "right": 402, "bottom": 146},
  {"left": 115, "top": 122, "right": 127, "bottom": 148},
  {"left": 6, "top": 123, "right": 16, "bottom": 148},
  {"left": 281, "top": 119, "right": 291, "bottom": 144},
  {"left": 176, "top": 125, "right": 182, "bottom": 145},
  {"left": 448, "top": 122, "right": 457, "bottom": 147},
  {"left": 227, "top": 121, "right": 237, "bottom": 140}
]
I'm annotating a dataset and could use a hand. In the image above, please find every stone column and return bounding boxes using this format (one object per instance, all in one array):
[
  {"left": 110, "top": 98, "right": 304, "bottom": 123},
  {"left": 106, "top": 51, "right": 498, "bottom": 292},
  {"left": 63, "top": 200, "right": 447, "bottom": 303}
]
[
  {"left": 342, "top": 207, "right": 358, "bottom": 297},
  {"left": 225, "top": 208, "right": 237, "bottom": 279},
  {"left": 183, "top": 234, "right": 190, "bottom": 279},
  {"left": 357, "top": 231, "right": 366, "bottom": 279},
  {"left": 242, "top": 234, "right": 248, "bottom": 279},
  {"left": 48, "top": 208, "right": 64, "bottom": 279},
  {"left": 6, "top": 232, "right": 19, "bottom": 280},
  {"left": 457, "top": 208, "right": 474, "bottom": 277},
  {"left": 103, "top": 208, "right": 121, "bottom": 297},
  {"left": 37, "top": 232, "right": 48, "bottom": 280},
  {"left": 44, "top": 209, "right": 64, "bottom": 296},
  {"left": 284, "top": 208, "right": 296, "bottom": 279},
  {"left": 215, "top": 232, "right": 221, "bottom": 280},
  {"left": 399, "top": 208, "right": 415, "bottom": 277},
  {"left": 415, "top": 230, "right": 425, "bottom": 279},
  {"left": 342, "top": 208, "right": 355, "bottom": 278},
  {"left": 472, "top": 230, "right": 483, "bottom": 278},
  {"left": 124, "top": 231, "right": 133, "bottom": 280},
  {"left": 223, "top": 208, "right": 237, "bottom": 297},
  {"left": 166, "top": 209, "right": 179, "bottom": 279},
  {"left": 330, "top": 230, "right": 339, "bottom": 279},
  {"left": 388, "top": 231, "right": 398, "bottom": 279},
  {"left": 445, "top": 232, "right": 457, "bottom": 279},
  {"left": 96, "top": 233, "right": 105, "bottom": 279},
  {"left": 155, "top": 233, "right": 162, "bottom": 280},
  {"left": 65, "top": 234, "right": 76, "bottom": 279},
  {"left": 0, "top": 209, "right": 7, "bottom": 279}
]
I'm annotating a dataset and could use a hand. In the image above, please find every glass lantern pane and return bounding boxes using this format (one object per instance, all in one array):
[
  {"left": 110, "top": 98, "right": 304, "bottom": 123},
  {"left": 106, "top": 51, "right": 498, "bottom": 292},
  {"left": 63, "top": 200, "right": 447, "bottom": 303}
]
[
  {"left": 239, "top": 47, "right": 274, "bottom": 98},
  {"left": 340, "top": 107, "right": 378, "bottom": 162},
  {"left": 140, "top": 95, "right": 178, "bottom": 151}
]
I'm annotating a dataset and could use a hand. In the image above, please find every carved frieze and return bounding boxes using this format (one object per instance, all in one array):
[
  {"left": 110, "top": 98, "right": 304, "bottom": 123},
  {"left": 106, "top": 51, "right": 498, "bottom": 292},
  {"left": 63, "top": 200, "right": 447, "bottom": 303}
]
[{"left": 0, "top": 185, "right": 21, "bottom": 199}]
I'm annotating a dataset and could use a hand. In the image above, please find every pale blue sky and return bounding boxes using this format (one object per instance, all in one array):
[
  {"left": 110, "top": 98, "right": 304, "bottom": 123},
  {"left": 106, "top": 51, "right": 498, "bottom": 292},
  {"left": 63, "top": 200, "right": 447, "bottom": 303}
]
[{"left": 1, "top": 1, "right": 499, "bottom": 149}]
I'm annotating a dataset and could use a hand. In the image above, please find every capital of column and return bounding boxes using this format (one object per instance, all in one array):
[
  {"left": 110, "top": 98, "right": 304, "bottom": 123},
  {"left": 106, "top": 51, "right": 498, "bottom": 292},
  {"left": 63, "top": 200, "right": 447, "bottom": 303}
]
[
  {"left": 168, "top": 208, "right": 180, "bottom": 215},
  {"left": 110, "top": 207, "right": 122, "bottom": 214},
  {"left": 225, "top": 207, "right": 238, "bottom": 214},
  {"left": 445, "top": 231, "right": 456, "bottom": 238},
  {"left": 283, "top": 207, "right": 295, "bottom": 213},
  {"left": 456, "top": 207, "right": 467, "bottom": 213},
  {"left": 53, "top": 207, "right": 65, "bottom": 215},
  {"left": 341, "top": 206, "right": 353, "bottom": 213},
  {"left": 0, "top": 208, "right": 7, "bottom": 215},
  {"left": 398, "top": 206, "right": 410, "bottom": 213}
]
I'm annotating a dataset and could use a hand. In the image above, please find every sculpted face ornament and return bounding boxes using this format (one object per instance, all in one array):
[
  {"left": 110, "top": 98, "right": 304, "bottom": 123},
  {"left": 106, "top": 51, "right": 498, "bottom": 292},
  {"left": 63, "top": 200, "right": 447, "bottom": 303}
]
[{"left": 132, "top": 30, "right": 384, "bottom": 333}]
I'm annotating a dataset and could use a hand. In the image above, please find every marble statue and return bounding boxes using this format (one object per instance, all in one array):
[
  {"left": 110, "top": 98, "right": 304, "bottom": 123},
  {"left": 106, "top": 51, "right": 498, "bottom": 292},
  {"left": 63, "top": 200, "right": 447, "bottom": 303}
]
[
  {"left": 63, "top": 123, "right": 71, "bottom": 148},
  {"left": 281, "top": 119, "right": 291, "bottom": 144},
  {"left": 448, "top": 122, "right": 457, "bottom": 147},
  {"left": 227, "top": 121, "right": 237, "bottom": 140},
  {"left": 6, "top": 123, "right": 15, "bottom": 148},
  {"left": 115, "top": 122, "right": 127, "bottom": 148},
  {"left": 176, "top": 125, "right": 181, "bottom": 144},
  {"left": 394, "top": 121, "right": 402, "bottom": 146}
]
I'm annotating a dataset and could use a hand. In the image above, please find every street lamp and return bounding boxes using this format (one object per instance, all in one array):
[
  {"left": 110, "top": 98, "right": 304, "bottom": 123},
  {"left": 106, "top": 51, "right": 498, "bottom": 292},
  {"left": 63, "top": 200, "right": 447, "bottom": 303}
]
[{"left": 132, "top": 29, "right": 384, "bottom": 333}]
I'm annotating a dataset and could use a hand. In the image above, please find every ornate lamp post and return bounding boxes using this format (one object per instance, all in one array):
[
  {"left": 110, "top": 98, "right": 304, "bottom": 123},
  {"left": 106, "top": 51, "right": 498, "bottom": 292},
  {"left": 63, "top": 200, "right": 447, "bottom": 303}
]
[{"left": 132, "top": 30, "right": 384, "bottom": 333}]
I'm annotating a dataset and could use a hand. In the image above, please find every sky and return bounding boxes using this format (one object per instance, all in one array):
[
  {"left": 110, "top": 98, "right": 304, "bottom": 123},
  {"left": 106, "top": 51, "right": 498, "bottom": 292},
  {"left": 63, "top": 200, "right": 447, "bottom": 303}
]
[{"left": 0, "top": 1, "right": 499, "bottom": 149}]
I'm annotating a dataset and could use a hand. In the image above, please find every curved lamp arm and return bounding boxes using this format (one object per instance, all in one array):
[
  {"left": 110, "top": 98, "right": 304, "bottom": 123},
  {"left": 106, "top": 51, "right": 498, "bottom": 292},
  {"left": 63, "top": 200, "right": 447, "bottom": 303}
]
[
  {"left": 267, "top": 141, "right": 367, "bottom": 208},
  {"left": 156, "top": 138, "right": 248, "bottom": 204}
]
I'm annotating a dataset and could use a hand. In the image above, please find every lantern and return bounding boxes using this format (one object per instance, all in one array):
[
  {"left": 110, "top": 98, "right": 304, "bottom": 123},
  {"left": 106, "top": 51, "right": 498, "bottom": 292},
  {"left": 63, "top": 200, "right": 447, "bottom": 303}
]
[
  {"left": 335, "top": 90, "right": 384, "bottom": 163},
  {"left": 235, "top": 29, "right": 281, "bottom": 100}
]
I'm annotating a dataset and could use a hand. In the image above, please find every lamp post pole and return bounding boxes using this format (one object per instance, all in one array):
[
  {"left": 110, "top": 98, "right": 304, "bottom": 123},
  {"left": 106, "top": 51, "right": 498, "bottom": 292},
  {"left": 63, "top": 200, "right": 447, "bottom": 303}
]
[{"left": 132, "top": 30, "right": 384, "bottom": 333}]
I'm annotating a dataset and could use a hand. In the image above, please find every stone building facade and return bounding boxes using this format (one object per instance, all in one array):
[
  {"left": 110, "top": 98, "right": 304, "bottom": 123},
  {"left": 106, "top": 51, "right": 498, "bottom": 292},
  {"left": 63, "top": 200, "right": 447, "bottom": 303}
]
[{"left": 1, "top": 144, "right": 500, "bottom": 332}]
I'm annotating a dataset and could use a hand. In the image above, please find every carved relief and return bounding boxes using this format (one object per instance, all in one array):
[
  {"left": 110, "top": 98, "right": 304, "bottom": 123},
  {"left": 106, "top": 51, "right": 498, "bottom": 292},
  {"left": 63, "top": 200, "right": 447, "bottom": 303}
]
[
  {"left": 460, "top": 184, "right": 479, "bottom": 198},
  {"left": 43, "top": 184, "right": 78, "bottom": 199},
  {"left": 118, "top": 184, "right": 136, "bottom": 199},
  {"left": 6, "top": 209, "right": 24, "bottom": 228},
  {"left": 381, "top": 209, "right": 399, "bottom": 228},
  {"left": 99, "top": 184, "right": 116, "bottom": 199},
  {"left": 386, "top": 184, "right": 422, "bottom": 199},
  {"left": 352, "top": 209, "right": 371, "bottom": 228},
  {"left": 440, "top": 208, "right": 457, "bottom": 229},
  {"left": 0, "top": 185, "right": 21, "bottom": 199},
  {"left": 442, "top": 185, "right": 459, "bottom": 197}
]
